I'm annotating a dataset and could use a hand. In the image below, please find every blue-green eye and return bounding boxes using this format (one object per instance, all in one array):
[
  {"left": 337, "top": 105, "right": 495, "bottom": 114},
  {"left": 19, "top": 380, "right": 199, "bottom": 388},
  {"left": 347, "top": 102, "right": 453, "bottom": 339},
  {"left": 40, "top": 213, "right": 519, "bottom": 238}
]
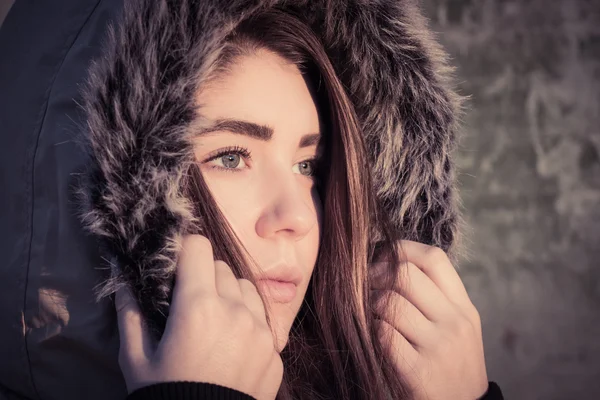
[
  {"left": 220, "top": 154, "right": 241, "bottom": 168},
  {"left": 293, "top": 159, "right": 316, "bottom": 176},
  {"left": 299, "top": 161, "right": 313, "bottom": 176},
  {"left": 204, "top": 146, "right": 251, "bottom": 171}
]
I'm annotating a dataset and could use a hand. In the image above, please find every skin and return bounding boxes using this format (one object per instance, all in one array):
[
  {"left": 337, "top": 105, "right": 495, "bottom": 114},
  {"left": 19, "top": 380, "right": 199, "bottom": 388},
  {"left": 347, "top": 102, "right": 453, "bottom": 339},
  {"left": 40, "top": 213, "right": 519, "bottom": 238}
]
[
  {"left": 117, "top": 237, "right": 284, "bottom": 400},
  {"left": 371, "top": 242, "right": 490, "bottom": 399},
  {"left": 115, "top": 50, "right": 489, "bottom": 399},
  {"left": 193, "top": 50, "right": 323, "bottom": 353}
]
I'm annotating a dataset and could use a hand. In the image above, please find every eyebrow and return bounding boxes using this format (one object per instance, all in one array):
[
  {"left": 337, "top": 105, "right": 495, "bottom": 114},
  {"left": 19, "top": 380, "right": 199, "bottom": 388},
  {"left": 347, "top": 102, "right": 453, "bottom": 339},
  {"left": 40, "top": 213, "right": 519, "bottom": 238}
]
[{"left": 199, "top": 118, "right": 321, "bottom": 148}]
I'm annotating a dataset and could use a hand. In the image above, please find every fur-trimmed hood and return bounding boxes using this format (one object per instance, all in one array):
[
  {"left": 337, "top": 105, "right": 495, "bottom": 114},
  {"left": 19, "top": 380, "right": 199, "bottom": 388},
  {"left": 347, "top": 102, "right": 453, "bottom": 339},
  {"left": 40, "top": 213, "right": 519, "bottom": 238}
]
[{"left": 79, "top": 0, "right": 463, "bottom": 337}]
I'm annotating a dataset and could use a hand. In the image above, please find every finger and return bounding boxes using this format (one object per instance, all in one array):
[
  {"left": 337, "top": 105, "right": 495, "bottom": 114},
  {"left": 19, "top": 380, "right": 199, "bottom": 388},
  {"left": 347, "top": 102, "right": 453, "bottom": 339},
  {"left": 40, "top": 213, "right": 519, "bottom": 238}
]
[
  {"left": 174, "top": 235, "right": 217, "bottom": 301},
  {"left": 376, "top": 319, "right": 420, "bottom": 377},
  {"left": 115, "top": 287, "right": 153, "bottom": 367},
  {"left": 214, "top": 260, "right": 242, "bottom": 300},
  {"left": 399, "top": 240, "right": 472, "bottom": 308},
  {"left": 371, "top": 290, "right": 435, "bottom": 347},
  {"left": 373, "top": 260, "right": 454, "bottom": 322},
  {"left": 239, "top": 279, "right": 268, "bottom": 326},
  {"left": 165, "top": 236, "right": 218, "bottom": 345}
]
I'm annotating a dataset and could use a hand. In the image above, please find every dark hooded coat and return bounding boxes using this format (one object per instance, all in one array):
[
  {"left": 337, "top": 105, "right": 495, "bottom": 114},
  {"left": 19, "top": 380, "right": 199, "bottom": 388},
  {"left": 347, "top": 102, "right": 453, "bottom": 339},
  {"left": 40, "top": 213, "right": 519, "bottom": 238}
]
[
  {"left": 0, "top": 0, "right": 467, "bottom": 399},
  {"left": 80, "top": 0, "right": 464, "bottom": 339}
]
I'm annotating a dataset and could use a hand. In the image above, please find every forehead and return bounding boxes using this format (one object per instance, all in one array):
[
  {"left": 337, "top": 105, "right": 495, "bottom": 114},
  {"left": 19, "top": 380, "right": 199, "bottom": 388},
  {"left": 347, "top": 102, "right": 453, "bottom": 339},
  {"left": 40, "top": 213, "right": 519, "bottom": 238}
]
[{"left": 196, "top": 50, "right": 322, "bottom": 139}]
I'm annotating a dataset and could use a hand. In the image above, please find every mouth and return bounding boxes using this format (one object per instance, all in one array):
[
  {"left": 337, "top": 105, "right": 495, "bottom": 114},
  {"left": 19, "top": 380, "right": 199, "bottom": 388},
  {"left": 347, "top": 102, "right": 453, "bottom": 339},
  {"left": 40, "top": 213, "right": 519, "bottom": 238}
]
[
  {"left": 256, "top": 279, "right": 297, "bottom": 303},
  {"left": 256, "top": 263, "right": 303, "bottom": 303}
]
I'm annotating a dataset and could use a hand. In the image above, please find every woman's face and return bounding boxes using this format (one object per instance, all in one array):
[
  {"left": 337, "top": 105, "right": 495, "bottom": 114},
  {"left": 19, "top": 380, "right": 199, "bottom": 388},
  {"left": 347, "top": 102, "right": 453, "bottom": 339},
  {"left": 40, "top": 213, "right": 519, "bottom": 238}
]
[{"left": 193, "top": 50, "right": 323, "bottom": 352}]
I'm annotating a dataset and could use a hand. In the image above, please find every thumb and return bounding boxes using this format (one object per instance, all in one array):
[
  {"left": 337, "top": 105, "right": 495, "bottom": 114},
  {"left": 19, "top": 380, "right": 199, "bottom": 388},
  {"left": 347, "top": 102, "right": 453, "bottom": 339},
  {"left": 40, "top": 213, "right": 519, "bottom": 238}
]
[{"left": 115, "top": 286, "right": 153, "bottom": 369}]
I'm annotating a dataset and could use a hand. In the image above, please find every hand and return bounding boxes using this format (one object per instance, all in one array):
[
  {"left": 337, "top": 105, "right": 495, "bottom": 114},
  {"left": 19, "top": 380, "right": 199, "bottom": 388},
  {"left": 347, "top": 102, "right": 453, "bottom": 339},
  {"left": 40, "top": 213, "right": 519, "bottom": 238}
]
[
  {"left": 115, "top": 235, "right": 283, "bottom": 400},
  {"left": 370, "top": 240, "right": 488, "bottom": 400}
]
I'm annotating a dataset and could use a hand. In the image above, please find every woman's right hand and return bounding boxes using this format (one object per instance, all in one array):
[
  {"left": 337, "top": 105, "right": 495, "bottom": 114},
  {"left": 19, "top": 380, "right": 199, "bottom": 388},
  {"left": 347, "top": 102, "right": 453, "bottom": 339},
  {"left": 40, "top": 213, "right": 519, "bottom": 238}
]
[{"left": 115, "top": 234, "right": 283, "bottom": 400}]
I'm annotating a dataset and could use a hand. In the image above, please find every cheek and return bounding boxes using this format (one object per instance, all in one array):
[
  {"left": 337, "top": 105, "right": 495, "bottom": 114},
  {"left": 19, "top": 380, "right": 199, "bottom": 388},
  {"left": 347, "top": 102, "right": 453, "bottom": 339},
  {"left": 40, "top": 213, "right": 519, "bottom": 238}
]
[
  {"left": 200, "top": 172, "right": 261, "bottom": 243},
  {"left": 310, "top": 185, "right": 323, "bottom": 257},
  {"left": 297, "top": 185, "right": 322, "bottom": 280},
  {"left": 201, "top": 169, "right": 322, "bottom": 271}
]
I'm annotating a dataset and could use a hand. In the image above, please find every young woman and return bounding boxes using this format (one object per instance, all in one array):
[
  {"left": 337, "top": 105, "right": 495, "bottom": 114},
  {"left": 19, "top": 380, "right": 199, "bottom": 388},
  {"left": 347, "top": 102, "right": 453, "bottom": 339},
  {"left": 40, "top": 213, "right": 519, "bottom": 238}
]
[{"left": 79, "top": 1, "right": 504, "bottom": 399}]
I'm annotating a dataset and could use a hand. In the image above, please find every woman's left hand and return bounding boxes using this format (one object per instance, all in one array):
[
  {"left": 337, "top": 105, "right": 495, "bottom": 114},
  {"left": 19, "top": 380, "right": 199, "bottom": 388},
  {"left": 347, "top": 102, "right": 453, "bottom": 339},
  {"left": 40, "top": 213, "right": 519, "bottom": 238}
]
[{"left": 370, "top": 240, "right": 489, "bottom": 400}]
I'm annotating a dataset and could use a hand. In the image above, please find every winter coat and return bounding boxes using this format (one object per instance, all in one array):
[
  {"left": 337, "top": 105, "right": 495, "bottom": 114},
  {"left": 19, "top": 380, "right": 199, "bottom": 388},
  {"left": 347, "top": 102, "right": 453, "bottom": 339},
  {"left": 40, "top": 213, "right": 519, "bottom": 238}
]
[{"left": 0, "top": 0, "right": 466, "bottom": 399}]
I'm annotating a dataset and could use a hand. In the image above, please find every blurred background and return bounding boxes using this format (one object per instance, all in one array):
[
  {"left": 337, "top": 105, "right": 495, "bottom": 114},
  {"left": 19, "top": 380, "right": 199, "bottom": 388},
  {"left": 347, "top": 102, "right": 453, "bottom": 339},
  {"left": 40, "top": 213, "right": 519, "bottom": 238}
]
[{"left": 420, "top": 0, "right": 600, "bottom": 398}]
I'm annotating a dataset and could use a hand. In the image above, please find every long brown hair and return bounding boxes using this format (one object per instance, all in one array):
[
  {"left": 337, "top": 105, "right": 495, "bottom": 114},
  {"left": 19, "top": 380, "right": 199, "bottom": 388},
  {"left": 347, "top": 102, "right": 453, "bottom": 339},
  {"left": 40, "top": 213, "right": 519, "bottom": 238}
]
[{"left": 183, "top": 10, "right": 410, "bottom": 400}]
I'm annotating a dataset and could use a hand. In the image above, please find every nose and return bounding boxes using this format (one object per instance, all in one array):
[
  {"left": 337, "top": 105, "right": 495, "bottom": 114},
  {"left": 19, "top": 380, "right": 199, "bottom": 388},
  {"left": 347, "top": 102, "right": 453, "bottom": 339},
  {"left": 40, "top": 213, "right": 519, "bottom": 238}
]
[{"left": 254, "top": 172, "right": 319, "bottom": 241}]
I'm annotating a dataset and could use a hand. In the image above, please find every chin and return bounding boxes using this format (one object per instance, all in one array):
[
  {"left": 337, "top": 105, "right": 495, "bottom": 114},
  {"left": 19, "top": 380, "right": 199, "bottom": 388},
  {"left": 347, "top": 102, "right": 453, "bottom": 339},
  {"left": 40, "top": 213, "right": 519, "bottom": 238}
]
[
  {"left": 275, "top": 334, "right": 289, "bottom": 354},
  {"left": 271, "top": 323, "right": 291, "bottom": 354},
  {"left": 267, "top": 303, "right": 297, "bottom": 353}
]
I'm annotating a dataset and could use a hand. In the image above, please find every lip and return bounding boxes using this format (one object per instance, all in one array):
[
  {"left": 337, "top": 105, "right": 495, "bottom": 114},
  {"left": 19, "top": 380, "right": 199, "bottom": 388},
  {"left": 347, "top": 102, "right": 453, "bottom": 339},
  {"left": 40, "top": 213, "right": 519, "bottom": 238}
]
[
  {"left": 256, "top": 264, "right": 303, "bottom": 303},
  {"left": 256, "top": 280, "right": 297, "bottom": 303},
  {"left": 258, "top": 264, "right": 303, "bottom": 286}
]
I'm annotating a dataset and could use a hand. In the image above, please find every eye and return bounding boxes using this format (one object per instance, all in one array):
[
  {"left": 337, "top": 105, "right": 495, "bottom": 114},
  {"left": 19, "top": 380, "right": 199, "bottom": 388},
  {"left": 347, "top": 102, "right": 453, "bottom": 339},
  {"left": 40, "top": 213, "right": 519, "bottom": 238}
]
[
  {"left": 203, "top": 146, "right": 251, "bottom": 171},
  {"left": 219, "top": 153, "right": 243, "bottom": 168},
  {"left": 293, "top": 159, "right": 317, "bottom": 177}
]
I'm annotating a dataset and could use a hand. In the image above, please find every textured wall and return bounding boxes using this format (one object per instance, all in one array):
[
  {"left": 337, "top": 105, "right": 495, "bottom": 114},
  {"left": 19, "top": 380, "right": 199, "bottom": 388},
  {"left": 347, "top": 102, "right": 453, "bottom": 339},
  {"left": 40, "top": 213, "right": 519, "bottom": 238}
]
[{"left": 420, "top": 0, "right": 600, "bottom": 398}]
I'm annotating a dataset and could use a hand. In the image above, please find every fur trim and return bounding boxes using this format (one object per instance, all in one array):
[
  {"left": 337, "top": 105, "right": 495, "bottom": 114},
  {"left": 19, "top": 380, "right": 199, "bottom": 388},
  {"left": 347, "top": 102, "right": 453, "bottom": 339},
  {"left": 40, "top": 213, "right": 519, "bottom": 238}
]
[{"left": 78, "top": 0, "right": 464, "bottom": 338}]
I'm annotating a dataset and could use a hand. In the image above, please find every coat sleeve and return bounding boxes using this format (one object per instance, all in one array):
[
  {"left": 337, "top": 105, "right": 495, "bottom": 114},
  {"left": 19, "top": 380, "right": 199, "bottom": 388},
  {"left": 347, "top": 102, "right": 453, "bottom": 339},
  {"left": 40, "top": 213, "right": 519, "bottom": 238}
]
[
  {"left": 126, "top": 382, "right": 256, "bottom": 400},
  {"left": 125, "top": 381, "right": 505, "bottom": 400},
  {"left": 479, "top": 381, "right": 505, "bottom": 400}
]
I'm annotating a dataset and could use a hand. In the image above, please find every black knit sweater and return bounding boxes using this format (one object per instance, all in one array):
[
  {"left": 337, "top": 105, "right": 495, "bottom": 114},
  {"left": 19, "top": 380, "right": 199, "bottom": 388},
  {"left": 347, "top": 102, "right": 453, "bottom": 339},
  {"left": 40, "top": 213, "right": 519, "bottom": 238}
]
[{"left": 126, "top": 381, "right": 505, "bottom": 400}]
